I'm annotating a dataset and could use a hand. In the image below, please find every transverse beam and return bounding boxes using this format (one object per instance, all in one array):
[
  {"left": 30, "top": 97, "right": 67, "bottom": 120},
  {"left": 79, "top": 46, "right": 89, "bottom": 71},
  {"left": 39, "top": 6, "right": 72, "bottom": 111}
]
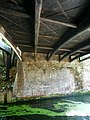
[
  {"left": 0, "top": 7, "right": 30, "bottom": 18},
  {"left": 41, "top": 18, "right": 77, "bottom": 28},
  {"left": 47, "top": 13, "right": 90, "bottom": 60},
  {"left": 59, "top": 39, "right": 90, "bottom": 61},
  {"left": 69, "top": 51, "right": 90, "bottom": 62}
]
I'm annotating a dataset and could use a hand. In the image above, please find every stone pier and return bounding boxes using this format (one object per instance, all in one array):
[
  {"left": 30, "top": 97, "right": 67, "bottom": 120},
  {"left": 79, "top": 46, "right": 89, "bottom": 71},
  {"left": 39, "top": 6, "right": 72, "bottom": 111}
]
[{"left": 13, "top": 52, "right": 84, "bottom": 98}]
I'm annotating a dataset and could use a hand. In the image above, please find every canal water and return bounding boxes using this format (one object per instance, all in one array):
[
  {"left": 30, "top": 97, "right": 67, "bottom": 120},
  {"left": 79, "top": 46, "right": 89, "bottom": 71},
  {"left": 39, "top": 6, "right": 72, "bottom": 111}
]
[{"left": 0, "top": 93, "right": 90, "bottom": 120}]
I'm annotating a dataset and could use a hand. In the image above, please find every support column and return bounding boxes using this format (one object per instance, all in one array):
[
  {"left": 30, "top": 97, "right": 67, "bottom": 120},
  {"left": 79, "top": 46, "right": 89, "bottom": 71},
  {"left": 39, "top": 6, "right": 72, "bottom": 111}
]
[{"left": 6, "top": 53, "right": 11, "bottom": 80}]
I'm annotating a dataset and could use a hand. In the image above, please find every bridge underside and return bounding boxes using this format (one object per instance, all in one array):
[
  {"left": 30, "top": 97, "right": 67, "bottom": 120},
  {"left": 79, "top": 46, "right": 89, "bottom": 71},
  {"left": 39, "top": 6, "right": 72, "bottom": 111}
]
[
  {"left": 0, "top": 0, "right": 90, "bottom": 62},
  {"left": 0, "top": 0, "right": 90, "bottom": 98}
]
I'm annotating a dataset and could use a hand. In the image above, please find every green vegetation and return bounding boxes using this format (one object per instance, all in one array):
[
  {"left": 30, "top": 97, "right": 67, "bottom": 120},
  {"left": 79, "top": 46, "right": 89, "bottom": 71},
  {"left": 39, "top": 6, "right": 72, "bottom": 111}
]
[
  {"left": 0, "top": 104, "right": 66, "bottom": 117},
  {"left": 54, "top": 100, "right": 76, "bottom": 111},
  {"left": 1, "top": 98, "right": 90, "bottom": 117},
  {"left": 0, "top": 66, "right": 16, "bottom": 92}
]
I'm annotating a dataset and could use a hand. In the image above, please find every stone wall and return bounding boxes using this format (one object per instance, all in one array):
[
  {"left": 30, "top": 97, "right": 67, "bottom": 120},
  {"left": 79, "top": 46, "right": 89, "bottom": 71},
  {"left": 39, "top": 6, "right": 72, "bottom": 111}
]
[
  {"left": 83, "top": 59, "right": 90, "bottom": 90},
  {"left": 13, "top": 52, "right": 84, "bottom": 98}
]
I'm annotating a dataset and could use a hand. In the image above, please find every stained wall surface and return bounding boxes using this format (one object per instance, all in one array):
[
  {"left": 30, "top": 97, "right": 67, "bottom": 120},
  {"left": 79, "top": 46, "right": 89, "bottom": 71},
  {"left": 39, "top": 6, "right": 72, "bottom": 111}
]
[{"left": 13, "top": 53, "right": 84, "bottom": 98}]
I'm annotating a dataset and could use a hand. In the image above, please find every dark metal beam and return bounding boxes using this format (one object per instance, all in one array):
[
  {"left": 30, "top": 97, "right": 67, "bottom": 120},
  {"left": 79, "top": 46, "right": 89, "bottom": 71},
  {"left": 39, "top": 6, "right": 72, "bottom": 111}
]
[
  {"left": 39, "top": 34, "right": 59, "bottom": 39},
  {"left": 35, "top": 0, "right": 42, "bottom": 59},
  {"left": 14, "top": 40, "right": 32, "bottom": 45},
  {"left": 59, "top": 55, "right": 61, "bottom": 62},
  {"left": 47, "top": 13, "right": 90, "bottom": 60},
  {"left": 38, "top": 46, "right": 86, "bottom": 53},
  {"left": 0, "top": 14, "right": 25, "bottom": 30},
  {"left": 11, "top": 51, "right": 16, "bottom": 66},
  {"left": 6, "top": 53, "right": 11, "bottom": 81},
  {"left": 16, "top": 44, "right": 33, "bottom": 48},
  {"left": 59, "top": 39, "right": 90, "bottom": 61},
  {"left": 56, "top": 0, "right": 69, "bottom": 20},
  {"left": 0, "top": 7, "right": 30, "bottom": 18},
  {"left": 46, "top": 4, "right": 89, "bottom": 18},
  {"left": 41, "top": 21, "right": 58, "bottom": 36},
  {"left": 69, "top": 51, "right": 90, "bottom": 62},
  {"left": 15, "top": 43, "right": 86, "bottom": 53},
  {"left": 10, "top": 30, "right": 30, "bottom": 35},
  {"left": 1, "top": 32, "right": 22, "bottom": 60},
  {"left": 40, "top": 18, "right": 77, "bottom": 28},
  {"left": 79, "top": 56, "right": 90, "bottom": 62},
  {"left": 0, "top": 20, "right": 22, "bottom": 61}
]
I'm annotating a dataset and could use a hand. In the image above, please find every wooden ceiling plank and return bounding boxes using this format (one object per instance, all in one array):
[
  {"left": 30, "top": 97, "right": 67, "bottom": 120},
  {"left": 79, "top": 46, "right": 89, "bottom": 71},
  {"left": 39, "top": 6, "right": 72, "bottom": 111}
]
[
  {"left": 56, "top": 0, "right": 69, "bottom": 20},
  {"left": 41, "top": 21, "right": 58, "bottom": 36},
  {"left": 0, "top": 14, "right": 24, "bottom": 30},
  {"left": 0, "top": 7, "right": 30, "bottom": 18}
]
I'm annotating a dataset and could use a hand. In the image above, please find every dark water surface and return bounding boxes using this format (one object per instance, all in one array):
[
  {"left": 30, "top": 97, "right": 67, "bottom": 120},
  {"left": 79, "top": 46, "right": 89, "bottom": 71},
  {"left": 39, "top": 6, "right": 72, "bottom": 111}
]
[
  {"left": 0, "top": 116, "right": 90, "bottom": 120},
  {"left": 0, "top": 93, "right": 90, "bottom": 120}
]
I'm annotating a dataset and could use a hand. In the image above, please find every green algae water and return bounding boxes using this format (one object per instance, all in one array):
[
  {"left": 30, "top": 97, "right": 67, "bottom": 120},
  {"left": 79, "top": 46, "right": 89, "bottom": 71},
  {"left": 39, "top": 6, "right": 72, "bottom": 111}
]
[{"left": 0, "top": 93, "right": 90, "bottom": 120}]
